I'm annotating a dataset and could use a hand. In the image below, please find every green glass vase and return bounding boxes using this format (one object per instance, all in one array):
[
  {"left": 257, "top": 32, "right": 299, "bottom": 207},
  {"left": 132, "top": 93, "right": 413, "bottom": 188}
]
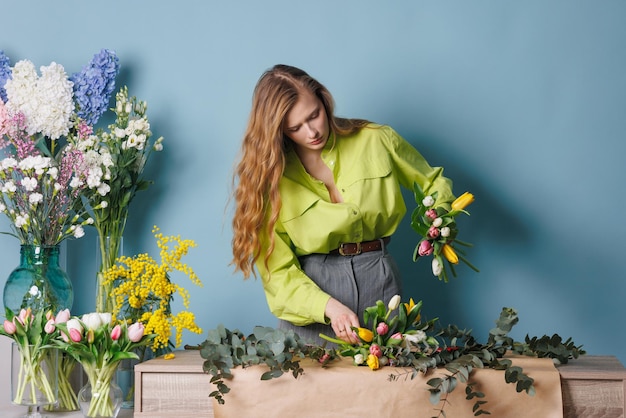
[{"left": 3, "top": 244, "right": 74, "bottom": 314}]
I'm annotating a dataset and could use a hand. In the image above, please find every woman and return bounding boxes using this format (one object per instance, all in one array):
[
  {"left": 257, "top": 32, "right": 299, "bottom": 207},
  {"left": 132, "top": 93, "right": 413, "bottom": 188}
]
[{"left": 231, "top": 64, "right": 454, "bottom": 345}]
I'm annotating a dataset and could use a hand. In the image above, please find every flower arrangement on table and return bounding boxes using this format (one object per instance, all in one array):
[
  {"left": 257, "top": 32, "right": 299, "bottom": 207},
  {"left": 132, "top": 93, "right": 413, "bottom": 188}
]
[
  {"left": 63, "top": 58, "right": 164, "bottom": 314},
  {"left": 53, "top": 312, "right": 155, "bottom": 417},
  {"left": 411, "top": 184, "right": 479, "bottom": 282},
  {"left": 200, "top": 296, "right": 584, "bottom": 416},
  {"left": 103, "top": 226, "right": 204, "bottom": 359},
  {"left": 1, "top": 307, "right": 59, "bottom": 409}
]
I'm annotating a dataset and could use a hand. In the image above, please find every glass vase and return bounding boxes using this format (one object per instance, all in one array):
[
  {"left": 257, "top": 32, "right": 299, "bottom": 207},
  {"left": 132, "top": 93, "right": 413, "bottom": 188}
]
[
  {"left": 44, "top": 352, "right": 82, "bottom": 412},
  {"left": 3, "top": 245, "right": 73, "bottom": 314},
  {"left": 95, "top": 235, "right": 123, "bottom": 313},
  {"left": 11, "top": 342, "right": 58, "bottom": 418},
  {"left": 78, "top": 364, "right": 123, "bottom": 418}
]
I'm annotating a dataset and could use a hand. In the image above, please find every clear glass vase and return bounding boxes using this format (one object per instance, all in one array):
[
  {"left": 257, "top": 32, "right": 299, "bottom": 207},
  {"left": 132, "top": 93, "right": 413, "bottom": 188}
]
[
  {"left": 3, "top": 245, "right": 73, "bottom": 314},
  {"left": 78, "top": 365, "right": 123, "bottom": 418},
  {"left": 11, "top": 343, "right": 58, "bottom": 418},
  {"left": 95, "top": 235, "right": 123, "bottom": 313}
]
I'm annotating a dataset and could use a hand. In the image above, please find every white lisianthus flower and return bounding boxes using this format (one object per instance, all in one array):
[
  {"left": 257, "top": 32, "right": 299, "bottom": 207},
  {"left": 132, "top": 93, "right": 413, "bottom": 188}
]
[
  {"left": 422, "top": 195, "right": 435, "bottom": 207},
  {"left": 15, "top": 214, "right": 28, "bottom": 228},
  {"left": 2, "top": 181, "right": 17, "bottom": 193},
  {"left": 440, "top": 227, "right": 451, "bottom": 238},
  {"left": 48, "top": 166, "right": 58, "bottom": 180},
  {"left": 97, "top": 183, "right": 110, "bottom": 196},
  {"left": 21, "top": 177, "right": 38, "bottom": 192},
  {"left": 432, "top": 217, "right": 443, "bottom": 227},
  {"left": 73, "top": 225, "right": 85, "bottom": 238},
  {"left": 354, "top": 354, "right": 365, "bottom": 365},
  {"left": 114, "top": 127, "right": 126, "bottom": 138},
  {"left": 28, "top": 192, "right": 43, "bottom": 204},
  {"left": 69, "top": 177, "right": 83, "bottom": 189},
  {"left": 432, "top": 258, "right": 443, "bottom": 276}
]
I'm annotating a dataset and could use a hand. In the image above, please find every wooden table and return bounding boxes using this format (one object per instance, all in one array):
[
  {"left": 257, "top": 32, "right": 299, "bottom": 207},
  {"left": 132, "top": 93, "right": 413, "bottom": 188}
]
[{"left": 133, "top": 350, "right": 626, "bottom": 418}]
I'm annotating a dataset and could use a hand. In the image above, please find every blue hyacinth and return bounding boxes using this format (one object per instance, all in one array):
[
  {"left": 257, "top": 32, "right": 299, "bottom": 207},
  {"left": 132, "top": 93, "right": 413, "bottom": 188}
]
[
  {"left": 0, "top": 50, "right": 12, "bottom": 103},
  {"left": 70, "top": 49, "right": 120, "bottom": 126}
]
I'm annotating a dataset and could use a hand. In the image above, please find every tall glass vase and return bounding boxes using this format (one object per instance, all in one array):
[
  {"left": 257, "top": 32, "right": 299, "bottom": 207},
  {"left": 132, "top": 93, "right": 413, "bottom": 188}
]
[
  {"left": 11, "top": 342, "right": 58, "bottom": 418},
  {"left": 95, "top": 235, "right": 123, "bottom": 314},
  {"left": 3, "top": 245, "right": 73, "bottom": 314}
]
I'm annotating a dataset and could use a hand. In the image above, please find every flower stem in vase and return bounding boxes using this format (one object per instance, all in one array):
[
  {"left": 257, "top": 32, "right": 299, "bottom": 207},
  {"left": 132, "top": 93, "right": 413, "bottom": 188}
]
[
  {"left": 80, "top": 364, "right": 123, "bottom": 418},
  {"left": 96, "top": 234, "right": 124, "bottom": 313},
  {"left": 11, "top": 344, "right": 57, "bottom": 409}
]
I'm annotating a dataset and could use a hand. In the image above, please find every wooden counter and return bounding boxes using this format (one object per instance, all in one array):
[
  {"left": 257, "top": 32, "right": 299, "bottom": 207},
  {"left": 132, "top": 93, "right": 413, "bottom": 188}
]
[{"left": 133, "top": 350, "right": 626, "bottom": 418}]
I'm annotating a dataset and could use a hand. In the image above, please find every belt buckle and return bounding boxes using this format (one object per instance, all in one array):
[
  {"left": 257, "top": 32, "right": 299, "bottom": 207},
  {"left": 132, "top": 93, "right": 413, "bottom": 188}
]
[{"left": 338, "top": 242, "right": 361, "bottom": 256}]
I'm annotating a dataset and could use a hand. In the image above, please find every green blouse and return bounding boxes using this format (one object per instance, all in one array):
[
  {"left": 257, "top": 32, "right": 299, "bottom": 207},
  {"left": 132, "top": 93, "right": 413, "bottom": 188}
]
[{"left": 256, "top": 124, "right": 454, "bottom": 326}]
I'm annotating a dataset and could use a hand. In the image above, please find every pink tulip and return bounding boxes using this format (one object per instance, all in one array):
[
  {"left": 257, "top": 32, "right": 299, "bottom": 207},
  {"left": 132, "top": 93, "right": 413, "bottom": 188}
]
[
  {"left": 3, "top": 319, "right": 16, "bottom": 335},
  {"left": 390, "top": 332, "right": 403, "bottom": 341},
  {"left": 111, "top": 324, "right": 122, "bottom": 341},
  {"left": 55, "top": 309, "right": 70, "bottom": 324},
  {"left": 69, "top": 328, "right": 83, "bottom": 342},
  {"left": 17, "top": 308, "right": 32, "bottom": 326},
  {"left": 425, "top": 209, "right": 437, "bottom": 219},
  {"left": 418, "top": 240, "right": 433, "bottom": 256},
  {"left": 428, "top": 226, "right": 440, "bottom": 239},
  {"left": 45, "top": 310, "right": 54, "bottom": 321},
  {"left": 44, "top": 319, "right": 56, "bottom": 334},
  {"left": 369, "top": 344, "right": 383, "bottom": 358},
  {"left": 127, "top": 322, "right": 145, "bottom": 342},
  {"left": 376, "top": 322, "right": 389, "bottom": 336}
]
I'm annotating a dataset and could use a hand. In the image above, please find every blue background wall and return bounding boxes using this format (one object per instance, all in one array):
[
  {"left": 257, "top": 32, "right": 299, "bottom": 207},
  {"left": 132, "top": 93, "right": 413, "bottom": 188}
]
[{"left": 1, "top": 1, "right": 624, "bottom": 363}]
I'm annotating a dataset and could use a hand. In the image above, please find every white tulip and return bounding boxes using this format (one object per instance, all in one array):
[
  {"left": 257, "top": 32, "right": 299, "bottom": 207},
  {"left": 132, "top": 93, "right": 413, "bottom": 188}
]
[
  {"left": 354, "top": 354, "right": 365, "bottom": 365},
  {"left": 387, "top": 295, "right": 401, "bottom": 311},
  {"left": 81, "top": 312, "right": 102, "bottom": 330},
  {"left": 432, "top": 258, "right": 443, "bottom": 276}
]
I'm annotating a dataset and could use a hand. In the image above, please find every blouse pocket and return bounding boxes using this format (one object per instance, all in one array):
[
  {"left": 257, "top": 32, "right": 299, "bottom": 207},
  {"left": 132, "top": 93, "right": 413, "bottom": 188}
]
[{"left": 341, "top": 154, "right": 392, "bottom": 187}]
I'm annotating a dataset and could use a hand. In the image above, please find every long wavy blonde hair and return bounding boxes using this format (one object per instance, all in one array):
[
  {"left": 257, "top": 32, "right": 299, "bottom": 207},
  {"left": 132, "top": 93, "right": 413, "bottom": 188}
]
[{"left": 231, "top": 65, "right": 369, "bottom": 278}]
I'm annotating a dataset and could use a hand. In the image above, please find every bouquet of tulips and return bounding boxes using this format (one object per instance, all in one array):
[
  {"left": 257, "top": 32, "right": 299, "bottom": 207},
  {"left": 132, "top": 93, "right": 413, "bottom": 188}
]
[
  {"left": 53, "top": 312, "right": 154, "bottom": 417},
  {"left": 411, "top": 183, "right": 479, "bottom": 282},
  {"left": 320, "top": 295, "right": 439, "bottom": 371},
  {"left": 1, "top": 307, "right": 58, "bottom": 408}
]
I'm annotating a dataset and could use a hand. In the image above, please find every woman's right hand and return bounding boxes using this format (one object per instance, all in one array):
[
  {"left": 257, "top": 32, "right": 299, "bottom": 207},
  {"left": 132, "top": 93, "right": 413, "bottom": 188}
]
[{"left": 325, "top": 298, "right": 360, "bottom": 344}]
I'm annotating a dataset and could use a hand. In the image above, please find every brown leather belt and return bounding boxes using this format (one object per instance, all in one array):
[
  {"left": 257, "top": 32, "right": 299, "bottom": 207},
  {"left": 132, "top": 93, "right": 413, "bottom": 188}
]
[{"left": 329, "top": 237, "right": 391, "bottom": 256}]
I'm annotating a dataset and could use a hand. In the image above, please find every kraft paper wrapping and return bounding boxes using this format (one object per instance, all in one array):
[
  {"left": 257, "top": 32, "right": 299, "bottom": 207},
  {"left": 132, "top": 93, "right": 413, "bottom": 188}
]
[{"left": 213, "top": 355, "right": 563, "bottom": 418}]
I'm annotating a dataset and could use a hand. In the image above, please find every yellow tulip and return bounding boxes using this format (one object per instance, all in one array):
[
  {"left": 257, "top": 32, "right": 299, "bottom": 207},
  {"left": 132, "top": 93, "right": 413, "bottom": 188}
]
[
  {"left": 404, "top": 298, "right": 416, "bottom": 312},
  {"left": 451, "top": 192, "right": 474, "bottom": 211},
  {"left": 366, "top": 354, "right": 380, "bottom": 370},
  {"left": 357, "top": 327, "right": 374, "bottom": 343},
  {"left": 442, "top": 244, "right": 459, "bottom": 264}
]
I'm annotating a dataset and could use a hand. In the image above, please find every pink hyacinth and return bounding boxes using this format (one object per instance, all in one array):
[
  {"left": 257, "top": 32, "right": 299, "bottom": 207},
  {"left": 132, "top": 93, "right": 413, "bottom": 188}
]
[{"left": 418, "top": 240, "right": 433, "bottom": 256}]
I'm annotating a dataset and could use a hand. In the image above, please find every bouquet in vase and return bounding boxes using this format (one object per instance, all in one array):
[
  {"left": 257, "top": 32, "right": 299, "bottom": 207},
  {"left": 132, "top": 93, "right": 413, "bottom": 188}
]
[
  {"left": 1, "top": 308, "right": 58, "bottom": 408},
  {"left": 53, "top": 312, "right": 154, "bottom": 417},
  {"left": 66, "top": 85, "right": 164, "bottom": 313},
  {"left": 103, "top": 226, "right": 203, "bottom": 357}
]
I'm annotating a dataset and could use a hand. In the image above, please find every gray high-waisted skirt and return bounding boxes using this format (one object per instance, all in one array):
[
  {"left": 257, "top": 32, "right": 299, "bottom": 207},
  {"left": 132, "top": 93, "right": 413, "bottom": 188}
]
[{"left": 278, "top": 242, "right": 402, "bottom": 346}]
